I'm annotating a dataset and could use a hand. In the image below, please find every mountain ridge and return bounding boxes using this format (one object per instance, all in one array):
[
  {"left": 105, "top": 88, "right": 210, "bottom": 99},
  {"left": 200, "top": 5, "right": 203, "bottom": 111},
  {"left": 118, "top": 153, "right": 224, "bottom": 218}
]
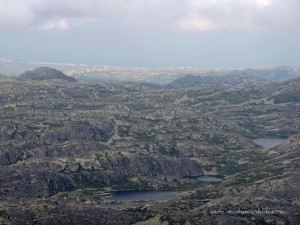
[
  {"left": 18, "top": 67, "right": 78, "bottom": 82},
  {"left": 165, "top": 66, "right": 300, "bottom": 88}
]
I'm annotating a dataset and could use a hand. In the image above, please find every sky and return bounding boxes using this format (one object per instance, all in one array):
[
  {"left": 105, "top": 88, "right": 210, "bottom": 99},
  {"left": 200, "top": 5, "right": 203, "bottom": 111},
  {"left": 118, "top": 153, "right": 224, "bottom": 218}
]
[{"left": 0, "top": 0, "right": 299, "bottom": 68}]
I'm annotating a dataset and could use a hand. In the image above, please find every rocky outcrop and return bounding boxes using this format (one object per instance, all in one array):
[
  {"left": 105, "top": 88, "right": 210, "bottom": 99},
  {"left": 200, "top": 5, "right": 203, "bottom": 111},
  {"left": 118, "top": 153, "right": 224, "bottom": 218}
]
[
  {"left": 71, "top": 153, "right": 203, "bottom": 188},
  {"left": 96, "top": 153, "right": 202, "bottom": 177},
  {"left": 0, "top": 167, "right": 74, "bottom": 198},
  {"left": 42, "top": 121, "right": 114, "bottom": 145},
  {"left": 0, "top": 150, "right": 203, "bottom": 198}
]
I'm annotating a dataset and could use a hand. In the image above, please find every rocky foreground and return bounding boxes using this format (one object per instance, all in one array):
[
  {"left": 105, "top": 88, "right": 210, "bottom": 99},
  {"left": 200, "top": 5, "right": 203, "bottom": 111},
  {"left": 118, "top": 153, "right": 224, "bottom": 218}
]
[{"left": 0, "top": 68, "right": 299, "bottom": 224}]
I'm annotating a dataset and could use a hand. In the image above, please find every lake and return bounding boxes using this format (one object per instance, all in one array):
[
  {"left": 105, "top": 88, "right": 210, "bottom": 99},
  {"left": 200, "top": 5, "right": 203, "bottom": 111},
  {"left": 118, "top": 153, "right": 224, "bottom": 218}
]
[
  {"left": 197, "top": 176, "right": 223, "bottom": 182},
  {"left": 252, "top": 138, "right": 285, "bottom": 148},
  {"left": 95, "top": 203, "right": 124, "bottom": 209},
  {"left": 97, "top": 176, "right": 223, "bottom": 204},
  {"left": 109, "top": 190, "right": 180, "bottom": 201}
]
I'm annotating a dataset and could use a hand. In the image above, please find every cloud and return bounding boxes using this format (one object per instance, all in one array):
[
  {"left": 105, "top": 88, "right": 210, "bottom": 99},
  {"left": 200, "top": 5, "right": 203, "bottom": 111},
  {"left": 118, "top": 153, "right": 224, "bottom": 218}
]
[
  {"left": 0, "top": 0, "right": 111, "bottom": 29},
  {"left": 0, "top": 0, "right": 183, "bottom": 30},
  {"left": 0, "top": 0, "right": 298, "bottom": 32},
  {"left": 0, "top": 1, "right": 34, "bottom": 26},
  {"left": 251, "top": 0, "right": 273, "bottom": 7},
  {"left": 39, "top": 19, "right": 70, "bottom": 30},
  {"left": 176, "top": 14, "right": 216, "bottom": 31},
  {"left": 175, "top": 0, "right": 300, "bottom": 32}
]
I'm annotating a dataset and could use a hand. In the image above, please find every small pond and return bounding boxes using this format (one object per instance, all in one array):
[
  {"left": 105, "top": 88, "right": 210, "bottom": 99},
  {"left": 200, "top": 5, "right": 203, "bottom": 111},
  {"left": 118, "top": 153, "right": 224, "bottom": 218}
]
[
  {"left": 252, "top": 138, "right": 285, "bottom": 148},
  {"left": 109, "top": 190, "right": 180, "bottom": 201},
  {"left": 95, "top": 203, "right": 124, "bottom": 209}
]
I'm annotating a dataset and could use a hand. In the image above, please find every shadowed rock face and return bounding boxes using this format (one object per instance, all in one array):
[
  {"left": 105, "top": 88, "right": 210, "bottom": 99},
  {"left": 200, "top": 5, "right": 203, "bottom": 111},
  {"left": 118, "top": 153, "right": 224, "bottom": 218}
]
[
  {"left": 0, "top": 117, "right": 202, "bottom": 198},
  {"left": 0, "top": 168, "right": 74, "bottom": 198},
  {"left": 18, "top": 67, "right": 77, "bottom": 82},
  {"left": 0, "top": 153, "right": 202, "bottom": 198}
]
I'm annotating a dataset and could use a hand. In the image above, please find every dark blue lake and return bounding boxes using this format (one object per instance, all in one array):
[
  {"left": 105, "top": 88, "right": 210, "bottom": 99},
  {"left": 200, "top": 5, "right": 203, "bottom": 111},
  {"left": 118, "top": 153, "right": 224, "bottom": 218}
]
[{"left": 110, "top": 190, "right": 180, "bottom": 201}]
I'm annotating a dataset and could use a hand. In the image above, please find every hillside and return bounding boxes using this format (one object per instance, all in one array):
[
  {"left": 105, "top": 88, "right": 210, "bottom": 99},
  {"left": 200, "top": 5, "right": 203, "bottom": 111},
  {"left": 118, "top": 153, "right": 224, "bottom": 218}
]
[
  {"left": 18, "top": 67, "right": 78, "bottom": 82},
  {"left": 164, "top": 74, "right": 253, "bottom": 88},
  {"left": 0, "top": 74, "right": 299, "bottom": 224}
]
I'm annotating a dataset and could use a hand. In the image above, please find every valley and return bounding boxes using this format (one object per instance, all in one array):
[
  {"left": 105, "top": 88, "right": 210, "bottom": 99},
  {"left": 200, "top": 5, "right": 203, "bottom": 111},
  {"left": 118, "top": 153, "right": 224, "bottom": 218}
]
[{"left": 0, "top": 67, "right": 299, "bottom": 224}]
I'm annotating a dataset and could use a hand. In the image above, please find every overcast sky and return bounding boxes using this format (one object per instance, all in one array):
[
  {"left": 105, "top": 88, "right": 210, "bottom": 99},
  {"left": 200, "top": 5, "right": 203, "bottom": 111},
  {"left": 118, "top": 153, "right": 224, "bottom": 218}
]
[{"left": 0, "top": 0, "right": 299, "bottom": 68}]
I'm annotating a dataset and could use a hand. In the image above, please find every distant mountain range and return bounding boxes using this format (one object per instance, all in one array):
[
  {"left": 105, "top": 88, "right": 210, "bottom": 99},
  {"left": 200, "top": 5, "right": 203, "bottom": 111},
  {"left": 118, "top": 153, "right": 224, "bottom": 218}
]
[
  {"left": 0, "top": 57, "right": 85, "bottom": 76},
  {"left": 1, "top": 58, "right": 300, "bottom": 86},
  {"left": 164, "top": 67, "right": 300, "bottom": 88},
  {"left": 68, "top": 66, "right": 300, "bottom": 87}
]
